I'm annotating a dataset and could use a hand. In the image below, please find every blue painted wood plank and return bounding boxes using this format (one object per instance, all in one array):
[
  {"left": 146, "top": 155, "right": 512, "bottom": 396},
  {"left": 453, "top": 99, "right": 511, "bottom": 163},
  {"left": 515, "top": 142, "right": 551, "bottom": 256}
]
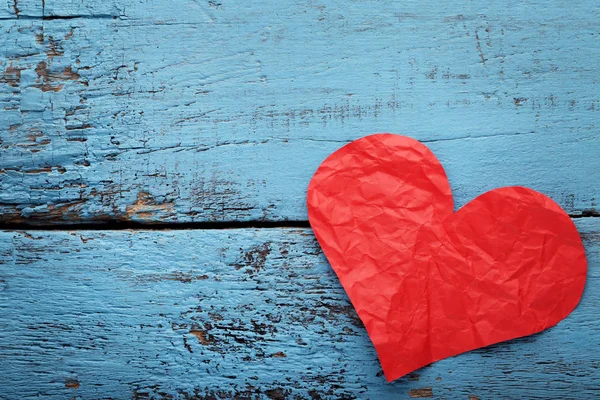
[
  {"left": 1, "top": 0, "right": 121, "bottom": 19},
  {"left": 1, "top": 1, "right": 599, "bottom": 224},
  {"left": 0, "top": 219, "right": 599, "bottom": 399}
]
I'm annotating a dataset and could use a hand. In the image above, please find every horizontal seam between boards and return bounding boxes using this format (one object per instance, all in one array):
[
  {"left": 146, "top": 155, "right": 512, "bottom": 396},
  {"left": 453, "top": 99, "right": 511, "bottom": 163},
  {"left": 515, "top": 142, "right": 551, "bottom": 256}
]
[
  {"left": 0, "top": 220, "right": 312, "bottom": 231},
  {"left": 0, "top": 214, "right": 597, "bottom": 231},
  {"left": 0, "top": 15, "right": 118, "bottom": 20}
]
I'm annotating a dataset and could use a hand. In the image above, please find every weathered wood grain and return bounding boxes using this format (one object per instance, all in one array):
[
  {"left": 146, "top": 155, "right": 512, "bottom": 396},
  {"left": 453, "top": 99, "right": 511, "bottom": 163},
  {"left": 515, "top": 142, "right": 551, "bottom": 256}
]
[
  {"left": 1, "top": 218, "right": 599, "bottom": 399},
  {"left": 1, "top": 1, "right": 599, "bottom": 224},
  {"left": 2, "top": 2, "right": 599, "bottom": 399}
]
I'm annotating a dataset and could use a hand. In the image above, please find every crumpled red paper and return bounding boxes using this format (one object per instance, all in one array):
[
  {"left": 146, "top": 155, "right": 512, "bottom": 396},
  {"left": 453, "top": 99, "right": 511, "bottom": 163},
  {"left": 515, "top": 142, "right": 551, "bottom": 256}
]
[{"left": 307, "top": 133, "right": 587, "bottom": 382}]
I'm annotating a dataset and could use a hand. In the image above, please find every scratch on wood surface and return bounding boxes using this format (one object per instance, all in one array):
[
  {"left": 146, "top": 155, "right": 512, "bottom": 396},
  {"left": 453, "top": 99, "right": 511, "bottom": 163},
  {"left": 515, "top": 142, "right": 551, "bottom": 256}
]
[
  {"left": 0, "top": 63, "right": 23, "bottom": 87},
  {"left": 125, "top": 192, "right": 175, "bottom": 221},
  {"left": 190, "top": 328, "right": 214, "bottom": 345},
  {"left": 474, "top": 28, "right": 487, "bottom": 66},
  {"left": 238, "top": 242, "right": 272, "bottom": 273},
  {"left": 408, "top": 388, "right": 434, "bottom": 398},
  {"left": 34, "top": 60, "right": 84, "bottom": 92},
  {"left": 64, "top": 379, "right": 80, "bottom": 389},
  {"left": 12, "top": 0, "right": 19, "bottom": 17}
]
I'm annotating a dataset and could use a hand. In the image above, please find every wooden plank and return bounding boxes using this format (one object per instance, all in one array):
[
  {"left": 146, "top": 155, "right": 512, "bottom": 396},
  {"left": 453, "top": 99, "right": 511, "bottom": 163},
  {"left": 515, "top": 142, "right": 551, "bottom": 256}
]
[
  {"left": 1, "top": 0, "right": 121, "bottom": 19},
  {"left": 0, "top": 218, "right": 599, "bottom": 398},
  {"left": 1, "top": 0, "right": 208, "bottom": 20},
  {"left": 1, "top": 1, "right": 599, "bottom": 224}
]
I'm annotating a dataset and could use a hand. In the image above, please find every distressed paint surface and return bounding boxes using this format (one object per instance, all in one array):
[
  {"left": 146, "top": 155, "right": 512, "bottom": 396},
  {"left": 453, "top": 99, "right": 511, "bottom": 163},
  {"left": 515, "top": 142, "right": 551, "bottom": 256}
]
[
  {"left": 0, "top": 0, "right": 599, "bottom": 224},
  {"left": 1, "top": 219, "right": 599, "bottom": 399},
  {"left": 1, "top": 1, "right": 599, "bottom": 398}
]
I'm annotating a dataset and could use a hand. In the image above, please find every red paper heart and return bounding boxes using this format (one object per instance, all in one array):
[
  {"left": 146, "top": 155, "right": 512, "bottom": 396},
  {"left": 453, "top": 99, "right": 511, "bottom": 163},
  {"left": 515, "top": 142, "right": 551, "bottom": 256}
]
[{"left": 307, "top": 134, "right": 587, "bottom": 382}]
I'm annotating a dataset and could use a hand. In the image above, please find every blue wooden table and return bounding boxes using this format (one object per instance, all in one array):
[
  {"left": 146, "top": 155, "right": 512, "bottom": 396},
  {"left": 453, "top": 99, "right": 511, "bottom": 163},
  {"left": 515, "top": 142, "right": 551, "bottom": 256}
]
[{"left": 1, "top": 1, "right": 599, "bottom": 398}]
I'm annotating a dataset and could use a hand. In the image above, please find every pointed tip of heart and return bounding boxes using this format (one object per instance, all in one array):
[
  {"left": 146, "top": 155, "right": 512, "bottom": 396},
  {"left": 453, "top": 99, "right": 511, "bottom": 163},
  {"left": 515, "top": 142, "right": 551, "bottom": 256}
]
[
  {"left": 383, "top": 365, "right": 423, "bottom": 383},
  {"left": 384, "top": 371, "right": 400, "bottom": 383}
]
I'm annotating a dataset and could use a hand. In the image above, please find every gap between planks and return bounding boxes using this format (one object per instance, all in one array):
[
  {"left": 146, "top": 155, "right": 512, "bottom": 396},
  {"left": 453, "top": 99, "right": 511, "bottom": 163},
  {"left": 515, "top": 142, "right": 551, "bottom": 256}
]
[
  {"left": 0, "top": 15, "right": 117, "bottom": 20},
  {"left": 0, "top": 214, "right": 597, "bottom": 231},
  {"left": 0, "top": 220, "right": 311, "bottom": 231}
]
